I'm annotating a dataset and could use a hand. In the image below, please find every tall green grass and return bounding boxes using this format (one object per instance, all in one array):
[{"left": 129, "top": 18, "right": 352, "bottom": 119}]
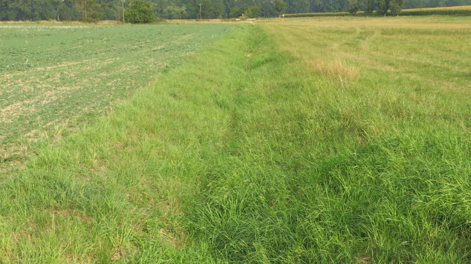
[{"left": 2, "top": 19, "right": 471, "bottom": 262}]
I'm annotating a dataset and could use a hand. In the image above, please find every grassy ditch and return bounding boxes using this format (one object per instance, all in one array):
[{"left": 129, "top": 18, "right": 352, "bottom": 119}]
[{"left": 2, "top": 17, "right": 471, "bottom": 262}]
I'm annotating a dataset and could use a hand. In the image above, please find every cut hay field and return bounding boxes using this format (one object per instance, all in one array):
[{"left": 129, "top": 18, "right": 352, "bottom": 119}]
[
  {"left": 0, "top": 24, "right": 232, "bottom": 169},
  {"left": 1, "top": 16, "right": 471, "bottom": 262}
]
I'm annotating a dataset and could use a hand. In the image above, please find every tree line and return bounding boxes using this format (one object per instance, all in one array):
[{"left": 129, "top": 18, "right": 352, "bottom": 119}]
[
  {"left": 0, "top": 0, "right": 285, "bottom": 21},
  {"left": 0, "top": 0, "right": 470, "bottom": 21}
]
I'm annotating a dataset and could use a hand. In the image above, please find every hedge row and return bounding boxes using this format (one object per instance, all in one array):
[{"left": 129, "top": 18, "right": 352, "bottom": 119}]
[
  {"left": 284, "top": 6, "right": 471, "bottom": 17},
  {"left": 400, "top": 8, "right": 471, "bottom": 16}
]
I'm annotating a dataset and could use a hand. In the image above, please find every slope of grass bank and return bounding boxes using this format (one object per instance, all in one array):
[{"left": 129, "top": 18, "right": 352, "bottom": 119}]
[{"left": 2, "top": 18, "right": 471, "bottom": 262}]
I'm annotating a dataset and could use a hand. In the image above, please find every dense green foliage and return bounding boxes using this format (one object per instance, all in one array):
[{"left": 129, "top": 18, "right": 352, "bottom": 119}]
[
  {"left": 275, "top": 0, "right": 289, "bottom": 14},
  {"left": 283, "top": 0, "right": 471, "bottom": 13},
  {"left": 0, "top": 0, "right": 279, "bottom": 20},
  {"left": 404, "top": 0, "right": 471, "bottom": 8},
  {"left": 285, "top": 4, "right": 471, "bottom": 15},
  {"left": 348, "top": 0, "right": 361, "bottom": 13},
  {"left": 0, "top": 0, "right": 81, "bottom": 21},
  {"left": 377, "top": 0, "right": 405, "bottom": 14},
  {"left": 245, "top": 5, "right": 261, "bottom": 17},
  {"left": 2, "top": 0, "right": 470, "bottom": 21},
  {"left": 124, "top": 0, "right": 154, "bottom": 22},
  {"left": 74, "top": 0, "right": 104, "bottom": 21}
]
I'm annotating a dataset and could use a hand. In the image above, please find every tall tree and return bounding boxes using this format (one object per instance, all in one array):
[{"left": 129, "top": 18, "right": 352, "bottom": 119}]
[
  {"left": 229, "top": 6, "right": 244, "bottom": 17},
  {"left": 74, "top": 0, "right": 103, "bottom": 20},
  {"left": 377, "top": 0, "right": 389, "bottom": 14},
  {"left": 378, "top": 0, "right": 404, "bottom": 15},
  {"left": 199, "top": 0, "right": 224, "bottom": 18},
  {"left": 285, "top": 0, "right": 310, "bottom": 13},
  {"left": 245, "top": 4, "right": 259, "bottom": 17},
  {"left": 274, "top": 0, "right": 288, "bottom": 15},
  {"left": 389, "top": 0, "right": 404, "bottom": 14},
  {"left": 364, "top": 0, "right": 375, "bottom": 14},
  {"left": 348, "top": 0, "right": 359, "bottom": 13},
  {"left": 255, "top": 0, "right": 278, "bottom": 17},
  {"left": 124, "top": 0, "right": 154, "bottom": 22},
  {"left": 162, "top": 5, "right": 187, "bottom": 18}
]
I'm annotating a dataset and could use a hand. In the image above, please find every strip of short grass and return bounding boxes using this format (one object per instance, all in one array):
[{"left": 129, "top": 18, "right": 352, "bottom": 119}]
[{"left": 2, "top": 18, "right": 471, "bottom": 262}]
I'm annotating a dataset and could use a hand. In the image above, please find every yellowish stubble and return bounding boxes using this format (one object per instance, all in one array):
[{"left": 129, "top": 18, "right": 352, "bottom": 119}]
[{"left": 264, "top": 24, "right": 359, "bottom": 79}]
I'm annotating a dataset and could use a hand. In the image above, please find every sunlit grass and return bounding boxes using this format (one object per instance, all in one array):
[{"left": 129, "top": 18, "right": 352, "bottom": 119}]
[{"left": 2, "top": 16, "right": 471, "bottom": 262}]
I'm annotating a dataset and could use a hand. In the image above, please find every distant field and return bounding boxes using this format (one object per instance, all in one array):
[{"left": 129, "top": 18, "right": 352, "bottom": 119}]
[
  {"left": 285, "top": 5, "right": 471, "bottom": 17},
  {"left": 400, "top": 5, "right": 471, "bottom": 15},
  {"left": 267, "top": 15, "right": 471, "bottom": 28},
  {"left": 0, "top": 24, "right": 232, "bottom": 167},
  {"left": 406, "top": 4, "right": 471, "bottom": 10}
]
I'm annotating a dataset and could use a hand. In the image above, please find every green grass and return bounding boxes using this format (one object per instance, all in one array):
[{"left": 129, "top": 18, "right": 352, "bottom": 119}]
[
  {"left": 0, "top": 23, "right": 232, "bottom": 167},
  {"left": 2, "top": 17, "right": 471, "bottom": 262}
]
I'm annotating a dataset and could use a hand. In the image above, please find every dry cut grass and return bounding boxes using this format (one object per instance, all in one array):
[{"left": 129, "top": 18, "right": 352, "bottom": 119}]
[{"left": 264, "top": 16, "right": 471, "bottom": 28}]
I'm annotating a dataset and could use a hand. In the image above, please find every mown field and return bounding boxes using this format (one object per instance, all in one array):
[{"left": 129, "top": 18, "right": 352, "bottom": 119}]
[
  {"left": 1, "top": 16, "right": 471, "bottom": 262},
  {"left": 0, "top": 24, "right": 232, "bottom": 169}
]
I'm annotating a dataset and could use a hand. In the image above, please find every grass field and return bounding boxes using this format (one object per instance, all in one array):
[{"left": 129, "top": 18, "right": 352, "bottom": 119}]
[
  {"left": 0, "top": 24, "right": 232, "bottom": 169},
  {"left": 1, "top": 16, "right": 471, "bottom": 262}
]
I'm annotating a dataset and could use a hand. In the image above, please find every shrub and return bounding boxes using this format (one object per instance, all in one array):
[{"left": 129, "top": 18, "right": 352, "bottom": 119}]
[
  {"left": 283, "top": 6, "right": 471, "bottom": 17},
  {"left": 229, "top": 6, "right": 244, "bottom": 18},
  {"left": 245, "top": 5, "right": 260, "bottom": 18},
  {"left": 390, "top": 0, "right": 404, "bottom": 16},
  {"left": 348, "top": 0, "right": 360, "bottom": 14},
  {"left": 124, "top": 0, "right": 154, "bottom": 23}
]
